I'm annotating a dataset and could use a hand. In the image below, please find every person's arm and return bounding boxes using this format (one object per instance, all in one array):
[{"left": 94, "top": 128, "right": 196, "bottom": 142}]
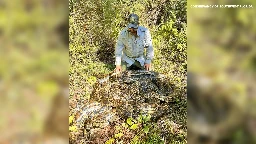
[
  {"left": 144, "top": 29, "right": 154, "bottom": 70},
  {"left": 115, "top": 33, "right": 124, "bottom": 72}
]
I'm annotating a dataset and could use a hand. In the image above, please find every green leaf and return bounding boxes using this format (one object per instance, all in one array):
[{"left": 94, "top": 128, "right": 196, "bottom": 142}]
[
  {"left": 115, "top": 133, "right": 124, "bottom": 138},
  {"left": 143, "top": 125, "right": 149, "bottom": 134},
  {"left": 144, "top": 115, "right": 151, "bottom": 122},
  {"left": 105, "top": 138, "right": 115, "bottom": 144},
  {"left": 122, "top": 123, "right": 128, "bottom": 128},
  {"left": 69, "top": 115, "right": 74, "bottom": 125},
  {"left": 127, "top": 118, "right": 134, "bottom": 126},
  {"left": 137, "top": 115, "right": 143, "bottom": 123},
  {"left": 131, "top": 135, "right": 139, "bottom": 143},
  {"left": 130, "top": 124, "right": 138, "bottom": 130},
  {"left": 69, "top": 126, "right": 77, "bottom": 132},
  {"left": 87, "top": 76, "right": 97, "bottom": 85}
]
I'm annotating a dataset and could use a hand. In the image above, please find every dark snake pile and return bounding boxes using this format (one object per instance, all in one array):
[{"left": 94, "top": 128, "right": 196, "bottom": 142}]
[{"left": 70, "top": 70, "right": 187, "bottom": 143}]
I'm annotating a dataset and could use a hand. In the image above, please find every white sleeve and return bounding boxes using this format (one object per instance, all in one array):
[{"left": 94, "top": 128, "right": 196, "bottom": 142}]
[
  {"left": 115, "top": 33, "right": 124, "bottom": 65},
  {"left": 145, "top": 29, "right": 154, "bottom": 64}
]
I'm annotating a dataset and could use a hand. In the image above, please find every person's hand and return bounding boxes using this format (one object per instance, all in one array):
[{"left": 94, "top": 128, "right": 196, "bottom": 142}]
[
  {"left": 144, "top": 63, "right": 151, "bottom": 71},
  {"left": 115, "top": 65, "right": 122, "bottom": 73}
]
